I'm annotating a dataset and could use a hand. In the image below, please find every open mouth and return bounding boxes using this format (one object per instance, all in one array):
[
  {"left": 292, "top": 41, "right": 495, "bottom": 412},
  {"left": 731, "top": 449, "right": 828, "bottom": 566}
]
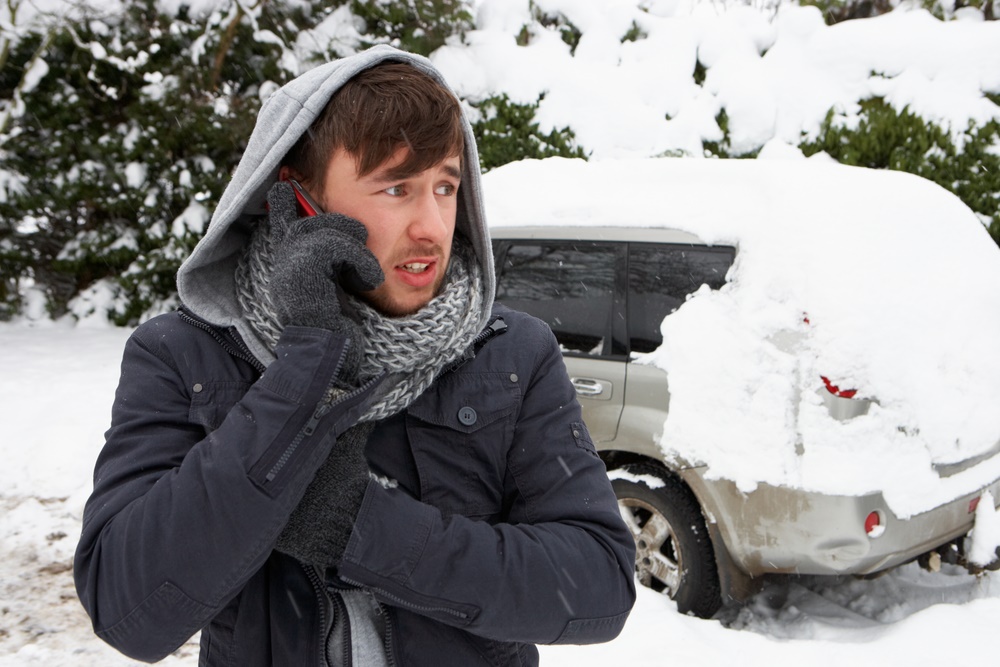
[
  {"left": 394, "top": 258, "right": 439, "bottom": 289},
  {"left": 400, "top": 262, "right": 431, "bottom": 274}
]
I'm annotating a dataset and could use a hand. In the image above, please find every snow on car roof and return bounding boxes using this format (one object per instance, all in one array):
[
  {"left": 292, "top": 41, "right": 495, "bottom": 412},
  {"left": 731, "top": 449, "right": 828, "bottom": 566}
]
[
  {"left": 483, "top": 157, "right": 1000, "bottom": 518},
  {"left": 484, "top": 156, "right": 973, "bottom": 238}
]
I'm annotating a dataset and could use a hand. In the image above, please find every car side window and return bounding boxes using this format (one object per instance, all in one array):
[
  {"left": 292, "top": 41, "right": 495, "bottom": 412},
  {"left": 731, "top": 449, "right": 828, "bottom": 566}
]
[
  {"left": 628, "top": 244, "right": 735, "bottom": 354},
  {"left": 496, "top": 242, "right": 618, "bottom": 356}
]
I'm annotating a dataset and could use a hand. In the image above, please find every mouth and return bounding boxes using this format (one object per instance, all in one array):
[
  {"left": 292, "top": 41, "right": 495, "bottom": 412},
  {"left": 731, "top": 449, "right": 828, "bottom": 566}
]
[
  {"left": 393, "top": 257, "right": 440, "bottom": 289},
  {"left": 400, "top": 262, "right": 431, "bottom": 274}
]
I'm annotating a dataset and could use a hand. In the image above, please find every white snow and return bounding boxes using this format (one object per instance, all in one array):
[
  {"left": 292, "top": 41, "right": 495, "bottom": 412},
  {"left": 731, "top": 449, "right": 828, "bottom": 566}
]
[
  {"left": 124, "top": 161, "right": 147, "bottom": 188},
  {"left": 2, "top": 323, "right": 999, "bottom": 666},
  {"left": 4, "top": 0, "right": 1000, "bottom": 665},
  {"left": 20, "top": 57, "right": 50, "bottom": 95},
  {"left": 607, "top": 468, "right": 667, "bottom": 489},
  {"left": 969, "top": 491, "right": 1000, "bottom": 567},
  {"left": 170, "top": 201, "right": 209, "bottom": 237},
  {"left": 434, "top": 1, "right": 1000, "bottom": 157}
]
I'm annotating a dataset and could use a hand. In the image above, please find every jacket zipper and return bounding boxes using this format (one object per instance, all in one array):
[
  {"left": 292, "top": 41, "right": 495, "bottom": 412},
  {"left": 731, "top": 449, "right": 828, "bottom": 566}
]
[
  {"left": 381, "top": 603, "right": 398, "bottom": 667},
  {"left": 263, "top": 407, "right": 326, "bottom": 483},
  {"left": 303, "top": 563, "right": 332, "bottom": 667},
  {"left": 226, "top": 324, "right": 266, "bottom": 372},
  {"left": 338, "top": 576, "right": 470, "bottom": 622},
  {"left": 178, "top": 309, "right": 266, "bottom": 373},
  {"left": 179, "top": 307, "right": 361, "bottom": 486},
  {"left": 440, "top": 316, "right": 508, "bottom": 376},
  {"left": 329, "top": 589, "right": 352, "bottom": 667},
  {"left": 261, "top": 366, "right": 384, "bottom": 485},
  {"left": 473, "top": 316, "right": 508, "bottom": 348}
]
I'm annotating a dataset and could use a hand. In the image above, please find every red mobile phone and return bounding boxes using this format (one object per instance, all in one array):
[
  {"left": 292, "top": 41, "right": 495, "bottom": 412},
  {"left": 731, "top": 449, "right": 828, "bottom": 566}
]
[{"left": 285, "top": 178, "right": 324, "bottom": 216}]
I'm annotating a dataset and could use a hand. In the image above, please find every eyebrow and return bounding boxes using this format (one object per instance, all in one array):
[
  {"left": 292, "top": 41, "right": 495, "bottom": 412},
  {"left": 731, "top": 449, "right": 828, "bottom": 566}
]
[{"left": 370, "top": 162, "right": 463, "bottom": 184}]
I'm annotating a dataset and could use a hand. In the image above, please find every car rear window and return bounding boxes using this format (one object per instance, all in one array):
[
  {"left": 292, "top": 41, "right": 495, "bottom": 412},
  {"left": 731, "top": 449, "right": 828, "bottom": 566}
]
[{"left": 494, "top": 239, "right": 734, "bottom": 357}]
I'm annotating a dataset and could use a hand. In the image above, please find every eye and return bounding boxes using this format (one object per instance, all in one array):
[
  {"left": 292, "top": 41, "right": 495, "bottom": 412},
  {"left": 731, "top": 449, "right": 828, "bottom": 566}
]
[
  {"left": 435, "top": 183, "right": 457, "bottom": 196},
  {"left": 384, "top": 185, "right": 405, "bottom": 197}
]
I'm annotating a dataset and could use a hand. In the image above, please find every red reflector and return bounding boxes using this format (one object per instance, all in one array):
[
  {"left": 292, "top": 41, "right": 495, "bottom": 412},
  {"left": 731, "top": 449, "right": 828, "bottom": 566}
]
[
  {"left": 822, "top": 376, "right": 858, "bottom": 399},
  {"left": 865, "top": 511, "right": 881, "bottom": 535},
  {"left": 969, "top": 497, "right": 981, "bottom": 514}
]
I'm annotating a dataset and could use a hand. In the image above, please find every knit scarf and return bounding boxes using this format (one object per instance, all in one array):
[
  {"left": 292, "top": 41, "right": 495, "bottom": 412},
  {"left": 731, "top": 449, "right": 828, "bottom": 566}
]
[{"left": 234, "top": 219, "right": 485, "bottom": 422}]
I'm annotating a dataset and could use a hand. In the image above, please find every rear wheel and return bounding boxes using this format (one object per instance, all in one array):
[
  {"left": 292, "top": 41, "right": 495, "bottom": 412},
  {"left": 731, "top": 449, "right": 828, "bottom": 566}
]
[{"left": 612, "top": 464, "right": 722, "bottom": 618}]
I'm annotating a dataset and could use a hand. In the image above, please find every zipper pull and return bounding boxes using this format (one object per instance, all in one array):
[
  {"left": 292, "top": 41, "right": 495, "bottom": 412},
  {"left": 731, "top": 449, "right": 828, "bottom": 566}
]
[{"left": 302, "top": 410, "right": 322, "bottom": 437}]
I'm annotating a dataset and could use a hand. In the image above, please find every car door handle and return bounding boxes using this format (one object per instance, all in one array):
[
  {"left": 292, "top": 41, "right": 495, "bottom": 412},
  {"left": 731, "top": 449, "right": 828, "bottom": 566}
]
[{"left": 571, "top": 377, "right": 605, "bottom": 397}]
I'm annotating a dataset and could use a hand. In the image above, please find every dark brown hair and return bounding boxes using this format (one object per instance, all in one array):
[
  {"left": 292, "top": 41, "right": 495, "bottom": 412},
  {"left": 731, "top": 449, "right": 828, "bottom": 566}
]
[{"left": 284, "top": 60, "right": 465, "bottom": 185}]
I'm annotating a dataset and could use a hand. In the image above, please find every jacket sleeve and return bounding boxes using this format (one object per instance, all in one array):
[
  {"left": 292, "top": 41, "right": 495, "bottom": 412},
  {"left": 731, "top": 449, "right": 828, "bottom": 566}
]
[
  {"left": 337, "top": 317, "right": 637, "bottom": 645},
  {"left": 73, "top": 316, "right": 366, "bottom": 662}
]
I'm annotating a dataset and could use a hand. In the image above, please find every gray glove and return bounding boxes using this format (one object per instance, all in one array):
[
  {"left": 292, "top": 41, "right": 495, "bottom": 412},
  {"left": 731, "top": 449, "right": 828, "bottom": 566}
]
[
  {"left": 266, "top": 181, "right": 384, "bottom": 381},
  {"left": 275, "top": 420, "right": 376, "bottom": 568}
]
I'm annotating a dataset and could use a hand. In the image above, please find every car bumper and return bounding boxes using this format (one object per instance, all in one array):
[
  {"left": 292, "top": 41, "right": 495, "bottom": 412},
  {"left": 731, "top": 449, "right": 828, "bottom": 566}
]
[{"left": 683, "top": 469, "right": 1000, "bottom": 577}]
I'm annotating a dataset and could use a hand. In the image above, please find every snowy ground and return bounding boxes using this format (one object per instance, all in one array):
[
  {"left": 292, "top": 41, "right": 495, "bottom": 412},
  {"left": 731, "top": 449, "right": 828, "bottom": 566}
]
[{"left": 2, "top": 323, "right": 999, "bottom": 666}]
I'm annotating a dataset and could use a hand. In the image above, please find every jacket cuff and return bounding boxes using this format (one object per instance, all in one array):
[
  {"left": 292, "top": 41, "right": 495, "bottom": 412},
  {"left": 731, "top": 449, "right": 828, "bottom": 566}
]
[
  {"left": 256, "top": 326, "right": 348, "bottom": 403},
  {"left": 341, "top": 481, "right": 434, "bottom": 583},
  {"left": 338, "top": 483, "right": 480, "bottom": 627}
]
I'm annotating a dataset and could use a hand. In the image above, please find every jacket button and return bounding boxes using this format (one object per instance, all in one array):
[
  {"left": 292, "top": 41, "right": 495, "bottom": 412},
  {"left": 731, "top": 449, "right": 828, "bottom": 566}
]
[
  {"left": 458, "top": 407, "right": 477, "bottom": 426},
  {"left": 193, "top": 383, "right": 203, "bottom": 393},
  {"left": 510, "top": 373, "right": 518, "bottom": 383}
]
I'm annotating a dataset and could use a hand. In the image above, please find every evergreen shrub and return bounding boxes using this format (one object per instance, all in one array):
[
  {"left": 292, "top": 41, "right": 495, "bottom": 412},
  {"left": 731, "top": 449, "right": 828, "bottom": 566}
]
[
  {"left": 0, "top": 1, "right": 289, "bottom": 323},
  {"left": 800, "top": 98, "right": 1000, "bottom": 246},
  {"left": 470, "top": 94, "right": 588, "bottom": 172}
]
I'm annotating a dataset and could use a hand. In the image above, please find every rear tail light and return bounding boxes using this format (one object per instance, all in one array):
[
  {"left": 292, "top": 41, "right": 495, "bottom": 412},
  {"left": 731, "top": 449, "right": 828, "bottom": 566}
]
[
  {"left": 822, "top": 376, "right": 857, "bottom": 399},
  {"left": 802, "top": 315, "right": 873, "bottom": 420},
  {"left": 819, "top": 375, "right": 871, "bottom": 421},
  {"left": 865, "top": 511, "right": 884, "bottom": 538}
]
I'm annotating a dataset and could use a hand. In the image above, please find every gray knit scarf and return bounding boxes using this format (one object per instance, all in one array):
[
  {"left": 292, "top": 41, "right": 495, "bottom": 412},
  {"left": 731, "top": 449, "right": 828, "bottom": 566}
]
[{"left": 234, "top": 219, "right": 485, "bottom": 422}]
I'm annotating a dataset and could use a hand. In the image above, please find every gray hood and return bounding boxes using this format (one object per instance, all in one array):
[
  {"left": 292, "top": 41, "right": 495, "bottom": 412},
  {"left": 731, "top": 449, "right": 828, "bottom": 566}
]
[{"left": 177, "top": 46, "right": 495, "bottom": 364}]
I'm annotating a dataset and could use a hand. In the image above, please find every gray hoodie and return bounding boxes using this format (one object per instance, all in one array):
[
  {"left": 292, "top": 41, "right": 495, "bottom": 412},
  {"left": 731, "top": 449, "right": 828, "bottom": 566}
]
[{"left": 176, "top": 45, "right": 496, "bottom": 366}]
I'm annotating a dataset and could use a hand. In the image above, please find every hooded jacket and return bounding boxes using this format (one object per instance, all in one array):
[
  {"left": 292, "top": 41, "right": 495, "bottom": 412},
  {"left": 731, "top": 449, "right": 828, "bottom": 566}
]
[{"left": 74, "top": 46, "right": 635, "bottom": 666}]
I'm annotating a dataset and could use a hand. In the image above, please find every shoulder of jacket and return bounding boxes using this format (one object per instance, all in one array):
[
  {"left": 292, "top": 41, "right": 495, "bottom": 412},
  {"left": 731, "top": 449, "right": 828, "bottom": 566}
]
[
  {"left": 490, "top": 303, "right": 556, "bottom": 343},
  {"left": 129, "top": 310, "right": 257, "bottom": 382},
  {"left": 129, "top": 310, "right": 224, "bottom": 358},
  {"left": 130, "top": 311, "right": 192, "bottom": 342},
  {"left": 469, "top": 305, "right": 560, "bottom": 373}
]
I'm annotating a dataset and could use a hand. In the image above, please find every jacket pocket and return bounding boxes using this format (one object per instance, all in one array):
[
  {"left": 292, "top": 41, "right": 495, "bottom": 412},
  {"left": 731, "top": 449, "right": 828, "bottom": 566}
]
[
  {"left": 188, "top": 381, "right": 253, "bottom": 433},
  {"left": 405, "top": 372, "right": 521, "bottom": 519}
]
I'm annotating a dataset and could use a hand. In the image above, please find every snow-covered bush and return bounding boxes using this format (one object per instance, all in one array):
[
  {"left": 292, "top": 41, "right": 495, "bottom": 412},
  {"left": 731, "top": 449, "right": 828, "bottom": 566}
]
[
  {"left": 801, "top": 0, "right": 996, "bottom": 23},
  {"left": 471, "top": 94, "right": 587, "bottom": 171},
  {"left": 0, "top": 0, "right": 583, "bottom": 323},
  {"left": 0, "top": 0, "right": 287, "bottom": 322},
  {"left": 1, "top": 0, "right": 997, "bottom": 324},
  {"left": 350, "top": 0, "right": 474, "bottom": 54},
  {"left": 801, "top": 98, "right": 1000, "bottom": 244}
]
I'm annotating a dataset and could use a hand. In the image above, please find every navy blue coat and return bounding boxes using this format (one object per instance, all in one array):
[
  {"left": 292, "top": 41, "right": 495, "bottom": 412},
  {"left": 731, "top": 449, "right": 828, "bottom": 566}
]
[{"left": 74, "top": 304, "right": 636, "bottom": 666}]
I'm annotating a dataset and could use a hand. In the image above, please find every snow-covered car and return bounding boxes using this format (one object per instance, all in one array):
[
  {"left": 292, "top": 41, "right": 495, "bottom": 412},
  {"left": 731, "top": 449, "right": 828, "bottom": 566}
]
[{"left": 483, "top": 157, "right": 1000, "bottom": 618}]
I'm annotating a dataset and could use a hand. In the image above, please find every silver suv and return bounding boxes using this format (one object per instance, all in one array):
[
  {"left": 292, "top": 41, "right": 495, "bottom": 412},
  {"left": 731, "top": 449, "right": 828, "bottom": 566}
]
[{"left": 485, "top": 157, "right": 1000, "bottom": 618}]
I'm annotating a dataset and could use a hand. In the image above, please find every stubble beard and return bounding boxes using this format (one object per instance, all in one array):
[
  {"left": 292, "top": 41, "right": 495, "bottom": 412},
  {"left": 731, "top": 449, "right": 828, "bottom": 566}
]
[{"left": 360, "top": 266, "right": 448, "bottom": 317}]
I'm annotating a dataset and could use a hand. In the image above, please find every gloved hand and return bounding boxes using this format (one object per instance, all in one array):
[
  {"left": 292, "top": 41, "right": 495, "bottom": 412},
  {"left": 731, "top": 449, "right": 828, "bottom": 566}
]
[
  {"left": 266, "top": 181, "right": 384, "bottom": 381},
  {"left": 276, "top": 420, "right": 376, "bottom": 568}
]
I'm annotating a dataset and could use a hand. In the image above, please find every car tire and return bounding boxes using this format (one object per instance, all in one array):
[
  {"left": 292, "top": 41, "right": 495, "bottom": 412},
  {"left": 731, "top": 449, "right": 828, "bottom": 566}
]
[{"left": 612, "top": 464, "right": 722, "bottom": 618}]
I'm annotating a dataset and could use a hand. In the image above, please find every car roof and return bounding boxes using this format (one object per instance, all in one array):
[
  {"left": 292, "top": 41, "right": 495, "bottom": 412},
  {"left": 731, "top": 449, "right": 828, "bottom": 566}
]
[
  {"left": 489, "top": 225, "right": 706, "bottom": 244},
  {"left": 480, "top": 157, "right": 976, "bottom": 248}
]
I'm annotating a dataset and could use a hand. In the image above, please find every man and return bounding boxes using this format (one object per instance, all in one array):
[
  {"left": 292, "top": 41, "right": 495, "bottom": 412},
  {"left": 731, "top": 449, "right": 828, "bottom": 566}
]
[{"left": 74, "top": 45, "right": 635, "bottom": 666}]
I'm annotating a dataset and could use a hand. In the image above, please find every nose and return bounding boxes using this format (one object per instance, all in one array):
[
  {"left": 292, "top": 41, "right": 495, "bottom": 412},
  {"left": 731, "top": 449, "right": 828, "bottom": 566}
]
[{"left": 406, "top": 189, "right": 449, "bottom": 245}]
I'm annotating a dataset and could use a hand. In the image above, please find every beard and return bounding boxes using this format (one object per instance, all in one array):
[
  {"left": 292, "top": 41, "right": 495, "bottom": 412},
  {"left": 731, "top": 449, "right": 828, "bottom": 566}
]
[{"left": 359, "top": 269, "right": 448, "bottom": 317}]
